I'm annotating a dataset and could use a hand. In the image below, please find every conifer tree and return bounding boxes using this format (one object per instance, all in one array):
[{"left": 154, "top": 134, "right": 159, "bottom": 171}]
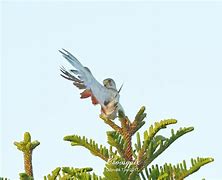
[{"left": 1, "top": 106, "right": 213, "bottom": 179}]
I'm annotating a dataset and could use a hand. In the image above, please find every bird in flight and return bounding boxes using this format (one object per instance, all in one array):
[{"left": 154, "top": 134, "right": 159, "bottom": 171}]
[{"left": 59, "top": 49, "right": 124, "bottom": 120}]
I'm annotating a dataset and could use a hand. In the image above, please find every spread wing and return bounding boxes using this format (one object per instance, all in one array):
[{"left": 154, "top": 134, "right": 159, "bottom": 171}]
[{"left": 59, "top": 49, "right": 116, "bottom": 107}]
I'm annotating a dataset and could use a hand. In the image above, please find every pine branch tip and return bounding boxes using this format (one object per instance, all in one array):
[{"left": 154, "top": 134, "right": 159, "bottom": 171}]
[{"left": 24, "top": 132, "right": 31, "bottom": 142}]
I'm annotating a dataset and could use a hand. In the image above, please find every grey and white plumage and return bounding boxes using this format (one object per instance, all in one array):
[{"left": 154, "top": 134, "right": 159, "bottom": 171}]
[{"left": 59, "top": 49, "right": 123, "bottom": 119}]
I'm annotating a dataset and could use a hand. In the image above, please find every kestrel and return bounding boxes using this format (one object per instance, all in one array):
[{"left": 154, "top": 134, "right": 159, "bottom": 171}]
[{"left": 59, "top": 49, "right": 123, "bottom": 120}]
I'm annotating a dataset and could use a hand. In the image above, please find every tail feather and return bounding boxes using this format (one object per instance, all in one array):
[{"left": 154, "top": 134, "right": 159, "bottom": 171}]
[
  {"left": 60, "top": 66, "right": 87, "bottom": 90},
  {"left": 60, "top": 66, "right": 83, "bottom": 83},
  {"left": 59, "top": 49, "right": 85, "bottom": 72}
]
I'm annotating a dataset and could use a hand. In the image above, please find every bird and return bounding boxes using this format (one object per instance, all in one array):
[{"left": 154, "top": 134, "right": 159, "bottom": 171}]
[{"left": 59, "top": 49, "right": 124, "bottom": 120}]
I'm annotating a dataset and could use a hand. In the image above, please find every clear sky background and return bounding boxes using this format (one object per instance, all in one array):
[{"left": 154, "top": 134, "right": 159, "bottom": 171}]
[{"left": 1, "top": 1, "right": 222, "bottom": 179}]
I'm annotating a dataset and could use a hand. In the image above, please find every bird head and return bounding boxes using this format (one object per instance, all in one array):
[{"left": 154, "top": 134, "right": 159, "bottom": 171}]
[{"left": 103, "top": 78, "right": 117, "bottom": 90}]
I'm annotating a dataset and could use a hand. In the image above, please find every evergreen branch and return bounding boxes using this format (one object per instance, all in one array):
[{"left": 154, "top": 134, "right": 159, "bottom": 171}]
[
  {"left": 62, "top": 167, "right": 93, "bottom": 175},
  {"left": 72, "top": 172, "right": 102, "bottom": 180},
  {"left": 135, "top": 132, "right": 142, "bottom": 152},
  {"left": 19, "top": 173, "right": 34, "bottom": 180},
  {"left": 180, "top": 157, "right": 214, "bottom": 179},
  {"left": 14, "top": 132, "right": 40, "bottom": 178},
  {"left": 140, "top": 157, "right": 214, "bottom": 179},
  {"left": 136, "top": 119, "right": 177, "bottom": 169},
  {"left": 44, "top": 167, "right": 95, "bottom": 180},
  {"left": 62, "top": 167, "right": 102, "bottom": 180},
  {"left": 135, "top": 106, "right": 146, "bottom": 121},
  {"left": 44, "top": 167, "right": 61, "bottom": 180},
  {"left": 139, "top": 127, "right": 194, "bottom": 171},
  {"left": 107, "top": 131, "right": 126, "bottom": 158},
  {"left": 101, "top": 113, "right": 133, "bottom": 161},
  {"left": 109, "top": 146, "right": 118, "bottom": 158},
  {"left": 135, "top": 133, "right": 167, "bottom": 155},
  {"left": 157, "top": 173, "right": 168, "bottom": 180},
  {"left": 62, "top": 167, "right": 95, "bottom": 180},
  {"left": 64, "top": 135, "right": 109, "bottom": 161},
  {"left": 131, "top": 106, "right": 147, "bottom": 135},
  {"left": 145, "top": 119, "right": 177, "bottom": 146},
  {"left": 131, "top": 121, "right": 146, "bottom": 136},
  {"left": 152, "top": 135, "right": 167, "bottom": 154},
  {"left": 100, "top": 115, "right": 123, "bottom": 134}
]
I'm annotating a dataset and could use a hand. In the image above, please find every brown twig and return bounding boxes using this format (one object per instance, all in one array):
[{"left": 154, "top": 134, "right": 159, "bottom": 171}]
[
  {"left": 120, "top": 116, "right": 133, "bottom": 161},
  {"left": 100, "top": 114, "right": 134, "bottom": 161},
  {"left": 24, "top": 150, "right": 33, "bottom": 176},
  {"left": 100, "top": 115, "right": 123, "bottom": 134}
]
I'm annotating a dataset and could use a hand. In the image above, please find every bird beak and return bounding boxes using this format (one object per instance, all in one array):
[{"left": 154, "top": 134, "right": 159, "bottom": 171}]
[{"left": 118, "top": 83, "right": 124, "bottom": 93}]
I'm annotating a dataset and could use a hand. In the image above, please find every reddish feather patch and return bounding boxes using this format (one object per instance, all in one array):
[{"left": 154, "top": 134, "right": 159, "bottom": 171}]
[
  {"left": 91, "top": 95, "right": 99, "bottom": 105},
  {"left": 80, "top": 89, "right": 91, "bottom": 98},
  {"left": 80, "top": 89, "right": 99, "bottom": 105}
]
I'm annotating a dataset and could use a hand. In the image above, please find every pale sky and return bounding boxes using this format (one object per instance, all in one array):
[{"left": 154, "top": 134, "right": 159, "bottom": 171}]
[{"left": 1, "top": 1, "right": 222, "bottom": 179}]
